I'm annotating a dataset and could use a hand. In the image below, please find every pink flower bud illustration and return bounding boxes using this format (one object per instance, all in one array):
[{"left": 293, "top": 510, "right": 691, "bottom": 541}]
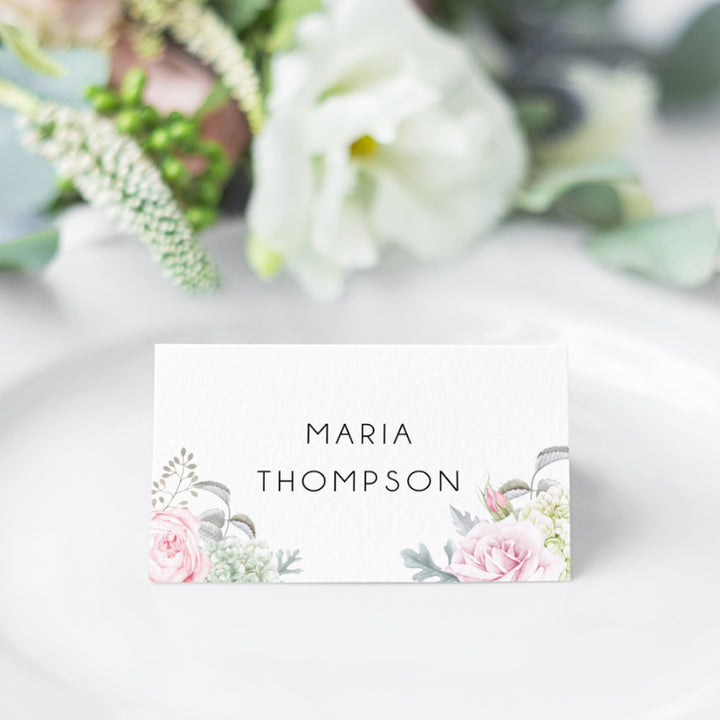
[
  {"left": 482, "top": 484, "right": 510, "bottom": 520},
  {"left": 485, "top": 486, "right": 507, "bottom": 513}
]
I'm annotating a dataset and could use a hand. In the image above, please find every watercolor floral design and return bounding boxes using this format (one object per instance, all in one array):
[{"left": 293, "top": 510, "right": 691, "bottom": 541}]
[
  {"left": 150, "top": 447, "right": 302, "bottom": 583},
  {"left": 401, "top": 446, "right": 570, "bottom": 582}
]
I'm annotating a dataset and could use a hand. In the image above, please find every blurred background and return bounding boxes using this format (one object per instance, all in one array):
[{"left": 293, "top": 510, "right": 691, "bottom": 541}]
[{"left": 1, "top": 0, "right": 720, "bottom": 295}]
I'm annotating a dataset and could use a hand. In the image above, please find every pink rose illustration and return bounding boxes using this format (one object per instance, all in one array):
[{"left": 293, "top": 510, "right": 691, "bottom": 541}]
[
  {"left": 149, "top": 508, "right": 211, "bottom": 583},
  {"left": 448, "top": 516, "right": 564, "bottom": 582}
]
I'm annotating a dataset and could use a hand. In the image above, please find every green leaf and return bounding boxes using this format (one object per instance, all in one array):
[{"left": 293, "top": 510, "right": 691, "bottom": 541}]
[
  {"left": 660, "top": 3, "right": 720, "bottom": 103},
  {"left": 515, "top": 95, "right": 557, "bottom": 138},
  {"left": 0, "top": 24, "right": 66, "bottom": 77},
  {"left": 194, "top": 81, "right": 230, "bottom": 120},
  {"left": 247, "top": 233, "right": 284, "bottom": 279},
  {"left": 555, "top": 179, "right": 654, "bottom": 227},
  {"left": 0, "top": 78, "right": 39, "bottom": 115},
  {"left": 267, "top": 0, "right": 322, "bottom": 52},
  {"left": 555, "top": 184, "right": 623, "bottom": 228},
  {"left": 0, "top": 48, "right": 110, "bottom": 214},
  {"left": 0, "top": 48, "right": 109, "bottom": 107},
  {"left": 210, "top": 0, "right": 272, "bottom": 31},
  {"left": 0, "top": 227, "right": 58, "bottom": 271},
  {"left": 516, "top": 158, "right": 636, "bottom": 214},
  {"left": 587, "top": 207, "right": 719, "bottom": 288}
]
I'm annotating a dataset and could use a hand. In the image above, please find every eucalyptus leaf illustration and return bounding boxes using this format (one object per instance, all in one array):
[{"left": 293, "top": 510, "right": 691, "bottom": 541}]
[
  {"left": 444, "top": 539, "right": 457, "bottom": 564},
  {"left": 401, "top": 544, "right": 459, "bottom": 583},
  {"left": 151, "top": 447, "right": 302, "bottom": 580},
  {"left": 229, "top": 513, "right": 256, "bottom": 539},
  {"left": 193, "top": 480, "right": 231, "bottom": 507},
  {"left": 536, "top": 478, "right": 560, "bottom": 493},
  {"left": 531, "top": 446, "right": 570, "bottom": 496},
  {"left": 534, "top": 446, "right": 570, "bottom": 475},
  {"left": 449, "top": 505, "right": 479, "bottom": 536},
  {"left": 276, "top": 548, "right": 303, "bottom": 575},
  {"left": 199, "top": 521, "right": 222, "bottom": 544},
  {"left": 403, "top": 444, "right": 569, "bottom": 582},
  {"left": 200, "top": 508, "right": 225, "bottom": 528},
  {"left": 499, "top": 479, "right": 531, "bottom": 500}
]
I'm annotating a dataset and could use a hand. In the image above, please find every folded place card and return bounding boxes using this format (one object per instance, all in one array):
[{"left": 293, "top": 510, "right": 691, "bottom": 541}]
[{"left": 151, "top": 345, "right": 570, "bottom": 583}]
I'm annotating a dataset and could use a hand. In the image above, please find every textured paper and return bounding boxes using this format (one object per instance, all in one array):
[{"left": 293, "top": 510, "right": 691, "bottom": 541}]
[{"left": 151, "top": 345, "right": 570, "bottom": 583}]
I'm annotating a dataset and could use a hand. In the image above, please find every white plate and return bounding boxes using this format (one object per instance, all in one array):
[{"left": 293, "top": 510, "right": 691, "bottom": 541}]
[{"left": 0, "top": 217, "right": 719, "bottom": 720}]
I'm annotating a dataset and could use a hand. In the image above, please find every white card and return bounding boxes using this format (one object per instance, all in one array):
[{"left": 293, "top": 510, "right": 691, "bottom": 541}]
[{"left": 151, "top": 345, "right": 570, "bottom": 583}]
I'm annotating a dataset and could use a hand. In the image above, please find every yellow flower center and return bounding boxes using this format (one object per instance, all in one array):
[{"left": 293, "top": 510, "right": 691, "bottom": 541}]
[{"left": 350, "top": 135, "right": 378, "bottom": 158}]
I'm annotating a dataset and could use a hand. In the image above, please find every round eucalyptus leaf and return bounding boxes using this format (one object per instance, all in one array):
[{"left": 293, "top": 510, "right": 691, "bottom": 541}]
[
  {"left": 555, "top": 183, "right": 623, "bottom": 228},
  {"left": 0, "top": 219, "right": 58, "bottom": 271},
  {"left": 0, "top": 107, "right": 57, "bottom": 213},
  {"left": 0, "top": 48, "right": 109, "bottom": 106},
  {"left": 660, "top": 4, "right": 720, "bottom": 103},
  {"left": 0, "top": 48, "right": 110, "bottom": 213},
  {"left": 587, "top": 207, "right": 720, "bottom": 288}
]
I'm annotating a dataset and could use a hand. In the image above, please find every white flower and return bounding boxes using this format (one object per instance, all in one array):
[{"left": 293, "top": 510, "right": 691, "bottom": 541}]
[
  {"left": 520, "top": 485, "right": 570, "bottom": 579},
  {"left": 535, "top": 61, "right": 658, "bottom": 168},
  {"left": 247, "top": 0, "right": 527, "bottom": 298},
  {"left": 203, "top": 537, "right": 279, "bottom": 583}
]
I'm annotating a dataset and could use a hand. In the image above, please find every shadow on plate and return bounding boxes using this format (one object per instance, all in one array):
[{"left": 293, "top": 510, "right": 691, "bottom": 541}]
[{"left": 570, "top": 462, "right": 636, "bottom": 580}]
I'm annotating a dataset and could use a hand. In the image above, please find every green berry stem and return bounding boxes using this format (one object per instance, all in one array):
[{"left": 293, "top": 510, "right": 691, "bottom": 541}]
[{"left": 85, "top": 69, "right": 230, "bottom": 232}]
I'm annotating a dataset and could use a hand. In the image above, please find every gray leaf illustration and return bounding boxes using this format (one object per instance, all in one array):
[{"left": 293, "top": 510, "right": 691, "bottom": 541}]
[
  {"left": 449, "top": 505, "right": 479, "bottom": 536},
  {"left": 199, "top": 521, "right": 222, "bottom": 544},
  {"left": 534, "top": 446, "right": 570, "bottom": 475},
  {"left": 444, "top": 539, "right": 457, "bottom": 564},
  {"left": 499, "top": 479, "right": 531, "bottom": 501},
  {"left": 193, "top": 481, "right": 231, "bottom": 506},
  {"left": 536, "top": 478, "right": 560, "bottom": 493},
  {"left": 276, "top": 549, "right": 303, "bottom": 575},
  {"left": 401, "top": 543, "right": 459, "bottom": 582},
  {"left": 229, "top": 513, "right": 256, "bottom": 539},
  {"left": 200, "top": 508, "right": 225, "bottom": 528}
]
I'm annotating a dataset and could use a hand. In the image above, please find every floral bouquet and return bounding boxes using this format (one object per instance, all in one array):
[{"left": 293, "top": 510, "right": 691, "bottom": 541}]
[
  {"left": 150, "top": 447, "right": 302, "bottom": 582},
  {"left": 402, "top": 446, "right": 570, "bottom": 582},
  {"left": 0, "top": 0, "right": 718, "bottom": 297}
]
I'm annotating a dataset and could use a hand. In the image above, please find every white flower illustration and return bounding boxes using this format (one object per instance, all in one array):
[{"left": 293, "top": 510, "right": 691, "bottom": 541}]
[{"left": 520, "top": 485, "right": 570, "bottom": 579}]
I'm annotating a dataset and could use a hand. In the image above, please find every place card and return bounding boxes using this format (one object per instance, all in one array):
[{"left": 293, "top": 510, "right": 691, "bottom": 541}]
[{"left": 151, "top": 345, "right": 570, "bottom": 583}]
